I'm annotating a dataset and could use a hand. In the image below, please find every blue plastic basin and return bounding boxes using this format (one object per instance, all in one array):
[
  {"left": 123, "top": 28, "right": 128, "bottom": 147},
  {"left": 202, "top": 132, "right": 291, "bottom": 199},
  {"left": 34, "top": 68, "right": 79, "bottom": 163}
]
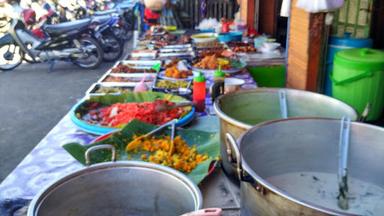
[{"left": 218, "top": 32, "right": 243, "bottom": 42}]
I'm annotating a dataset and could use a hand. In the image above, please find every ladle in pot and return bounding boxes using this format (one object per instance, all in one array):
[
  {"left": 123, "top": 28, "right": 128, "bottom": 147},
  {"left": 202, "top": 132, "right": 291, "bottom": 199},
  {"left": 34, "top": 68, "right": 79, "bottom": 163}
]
[
  {"left": 278, "top": 90, "right": 288, "bottom": 119},
  {"left": 337, "top": 117, "right": 351, "bottom": 210}
]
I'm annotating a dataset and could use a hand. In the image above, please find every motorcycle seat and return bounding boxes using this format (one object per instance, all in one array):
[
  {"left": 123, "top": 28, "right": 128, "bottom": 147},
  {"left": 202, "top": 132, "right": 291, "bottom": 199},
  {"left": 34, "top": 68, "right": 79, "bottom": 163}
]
[
  {"left": 94, "top": 9, "right": 117, "bottom": 16},
  {"left": 44, "top": 19, "right": 91, "bottom": 36},
  {"left": 92, "top": 15, "right": 111, "bottom": 24}
]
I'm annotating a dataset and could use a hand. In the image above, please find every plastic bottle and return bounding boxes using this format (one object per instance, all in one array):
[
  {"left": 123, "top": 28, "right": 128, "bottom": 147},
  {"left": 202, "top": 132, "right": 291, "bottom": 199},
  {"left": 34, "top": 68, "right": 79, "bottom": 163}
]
[
  {"left": 134, "top": 75, "right": 148, "bottom": 92},
  {"left": 211, "top": 67, "right": 225, "bottom": 103},
  {"left": 193, "top": 72, "right": 206, "bottom": 112}
]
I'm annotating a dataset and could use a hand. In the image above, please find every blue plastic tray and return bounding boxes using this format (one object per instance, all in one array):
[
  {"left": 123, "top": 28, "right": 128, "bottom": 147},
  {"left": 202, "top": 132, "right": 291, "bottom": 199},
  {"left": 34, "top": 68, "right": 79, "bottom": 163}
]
[{"left": 70, "top": 98, "right": 196, "bottom": 135}]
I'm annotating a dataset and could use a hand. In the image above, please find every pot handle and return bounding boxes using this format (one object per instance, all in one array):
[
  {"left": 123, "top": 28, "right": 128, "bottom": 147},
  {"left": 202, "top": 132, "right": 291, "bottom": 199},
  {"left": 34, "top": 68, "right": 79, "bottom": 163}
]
[
  {"left": 180, "top": 208, "right": 222, "bottom": 216},
  {"left": 359, "top": 103, "right": 371, "bottom": 122},
  {"left": 85, "top": 144, "right": 116, "bottom": 166},
  {"left": 225, "top": 133, "right": 243, "bottom": 180}
]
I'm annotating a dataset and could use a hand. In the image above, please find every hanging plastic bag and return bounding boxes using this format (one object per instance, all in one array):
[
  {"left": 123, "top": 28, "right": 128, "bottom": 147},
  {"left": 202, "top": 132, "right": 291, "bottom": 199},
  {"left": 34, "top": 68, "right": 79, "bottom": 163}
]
[
  {"left": 144, "top": 0, "right": 166, "bottom": 11},
  {"left": 296, "top": 0, "right": 344, "bottom": 13},
  {"left": 280, "top": 0, "right": 291, "bottom": 17}
]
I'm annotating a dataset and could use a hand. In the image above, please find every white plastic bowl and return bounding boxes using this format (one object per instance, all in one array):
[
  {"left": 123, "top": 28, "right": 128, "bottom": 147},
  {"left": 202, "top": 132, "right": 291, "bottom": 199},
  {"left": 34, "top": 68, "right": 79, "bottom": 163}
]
[
  {"left": 191, "top": 33, "right": 217, "bottom": 43},
  {"left": 225, "top": 78, "right": 245, "bottom": 93}
]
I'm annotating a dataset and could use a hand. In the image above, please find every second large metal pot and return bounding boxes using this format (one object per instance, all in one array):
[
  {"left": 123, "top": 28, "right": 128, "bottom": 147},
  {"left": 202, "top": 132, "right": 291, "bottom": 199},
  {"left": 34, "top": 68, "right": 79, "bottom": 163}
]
[
  {"left": 227, "top": 118, "right": 384, "bottom": 215},
  {"left": 213, "top": 88, "right": 358, "bottom": 181},
  {"left": 28, "top": 145, "right": 202, "bottom": 216}
]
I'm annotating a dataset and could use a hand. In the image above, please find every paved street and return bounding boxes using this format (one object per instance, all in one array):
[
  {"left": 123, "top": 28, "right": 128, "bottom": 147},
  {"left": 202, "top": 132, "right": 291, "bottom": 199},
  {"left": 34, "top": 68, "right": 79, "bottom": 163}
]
[{"left": 0, "top": 60, "right": 114, "bottom": 181}]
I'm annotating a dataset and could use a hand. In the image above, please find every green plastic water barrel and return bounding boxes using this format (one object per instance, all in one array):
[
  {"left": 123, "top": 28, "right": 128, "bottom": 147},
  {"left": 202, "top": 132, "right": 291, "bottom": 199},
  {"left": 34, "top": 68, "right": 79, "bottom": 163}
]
[
  {"left": 331, "top": 48, "right": 384, "bottom": 121},
  {"left": 324, "top": 34, "right": 372, "bottom": 96}
]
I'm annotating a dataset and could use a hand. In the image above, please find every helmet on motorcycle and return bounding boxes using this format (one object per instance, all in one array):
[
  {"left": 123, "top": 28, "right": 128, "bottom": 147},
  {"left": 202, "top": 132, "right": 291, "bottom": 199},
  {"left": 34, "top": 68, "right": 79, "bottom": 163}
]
[{"left": 22, "top": 9, "right": 36, "bottom": 25}]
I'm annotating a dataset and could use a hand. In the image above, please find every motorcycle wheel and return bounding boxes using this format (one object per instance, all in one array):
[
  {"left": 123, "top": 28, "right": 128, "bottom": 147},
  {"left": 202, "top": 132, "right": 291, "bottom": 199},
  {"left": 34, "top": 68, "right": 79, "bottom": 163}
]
[
  {"left": 0, "top": 43, "right": 23, "bottom": 71},
  {"left": 112, "top": 25, "right": 133, "bottom": 43},
  {"left": 72, "top": 37, "right": 103, "bottom": 69},
  {"left": 101, "top": 33, "right": 123, "bottom": 62}
]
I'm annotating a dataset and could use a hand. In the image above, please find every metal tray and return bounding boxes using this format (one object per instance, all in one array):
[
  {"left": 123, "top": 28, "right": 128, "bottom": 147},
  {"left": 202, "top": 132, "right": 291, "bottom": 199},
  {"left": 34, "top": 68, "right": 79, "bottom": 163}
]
[
  {"left": 109, "top": 60, "right": 161, "bottom": 75},
  {"left": 159, "top": 47, "right": 194, "bottom": 53},
  {"left": 98, "top": 82, "right": 149, "bottom": 87},
  {"left": 152, "top": 76, "right": 192, "bottom": 94},
  {"left": 161, "top": 44, "right": 192, "bottom": 49},
  {"left": 190, "top": 66, "right": 244, "bottom": 74},
  {"left": 189, "top": 59, "right": 246, "bottom": 74},
  {"left": 86, "top": 83, "right": 135, "bottom": 96},
  {"left": 158, "top": 51, "right": 195, "bottom": 58},
  {"left": 97, "top": 70, "right": 114, "bottom": 83},
  {"left": 107, "top": 72, "right": 157, "bottom": 78},
  {"left": 130, "top": 50, "right": 157, "bottom": 58},
  {"left": 118, "top": 60, "right": 162, "bottom": 67},
  {"left": 158, "top": 71, "right": 193, "bottom": 81},
  {"left": 101, "top": 74, "right": 155, "bottom": 85}
]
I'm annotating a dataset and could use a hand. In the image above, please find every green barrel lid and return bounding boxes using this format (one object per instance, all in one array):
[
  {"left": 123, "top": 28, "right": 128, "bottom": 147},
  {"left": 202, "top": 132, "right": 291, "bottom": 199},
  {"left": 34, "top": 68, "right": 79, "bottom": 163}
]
[
  {"left": 335, "top": 48, "right": 384, "bottom": 70},
  {"left": 194, "top": 72, "right": 206, "bottom": 82}
]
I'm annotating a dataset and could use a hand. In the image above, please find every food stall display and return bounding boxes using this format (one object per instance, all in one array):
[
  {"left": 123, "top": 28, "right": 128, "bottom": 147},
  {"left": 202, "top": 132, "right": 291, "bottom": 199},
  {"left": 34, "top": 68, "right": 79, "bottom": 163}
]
[{"left": 11, "top": 25, "right": 376, "bottom": 216}]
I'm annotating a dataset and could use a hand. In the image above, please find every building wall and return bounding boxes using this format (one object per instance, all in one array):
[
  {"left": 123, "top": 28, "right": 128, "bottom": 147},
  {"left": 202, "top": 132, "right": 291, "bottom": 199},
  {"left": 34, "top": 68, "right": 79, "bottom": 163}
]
[{"left": 286, "top": 0, "right": 310, "bottom": 90}]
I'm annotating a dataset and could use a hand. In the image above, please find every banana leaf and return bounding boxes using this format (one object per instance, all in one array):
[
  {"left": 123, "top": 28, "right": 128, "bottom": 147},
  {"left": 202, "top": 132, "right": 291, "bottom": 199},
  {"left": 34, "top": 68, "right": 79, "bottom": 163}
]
[
  {"left": 71, "top": 91, "right": 195, "bottom": 135},
  {"left": 63, "top": 119, "right": 220, "bottom": 184}
]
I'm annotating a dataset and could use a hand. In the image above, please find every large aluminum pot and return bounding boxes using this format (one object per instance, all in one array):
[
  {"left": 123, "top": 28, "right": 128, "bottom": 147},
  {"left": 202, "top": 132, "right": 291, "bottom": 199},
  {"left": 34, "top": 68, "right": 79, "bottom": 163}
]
[
  {"left": 226, "top": 118, "right": 384, "bottom": 215},
  {"left": 213, "top": 88, "right": 358, "bottom": 181},
  {"left": 28, "top": 145, "right": 202, "bottom": 216}
]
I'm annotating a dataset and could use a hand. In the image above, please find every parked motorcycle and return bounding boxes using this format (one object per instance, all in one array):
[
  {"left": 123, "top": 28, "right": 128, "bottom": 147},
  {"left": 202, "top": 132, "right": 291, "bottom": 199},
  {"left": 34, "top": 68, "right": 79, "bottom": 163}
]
[
  {"left": 0, "top": 18, "right": 103, "bottom": 71},
  {"left": 22, "top": 8, "right": 122, "bottom": 63},
  {"left": 94, "top": 5, "right": 134, "bottom": 42},
  {"left": 91, "top": 14, "right": 124, "bottom": 62}
]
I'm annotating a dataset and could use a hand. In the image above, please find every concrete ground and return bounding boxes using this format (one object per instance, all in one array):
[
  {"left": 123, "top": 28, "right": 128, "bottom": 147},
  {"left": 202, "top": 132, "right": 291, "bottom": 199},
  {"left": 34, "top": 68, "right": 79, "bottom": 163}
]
[{"left": 0, "top": 47, "right": 131, "bottom": 181}]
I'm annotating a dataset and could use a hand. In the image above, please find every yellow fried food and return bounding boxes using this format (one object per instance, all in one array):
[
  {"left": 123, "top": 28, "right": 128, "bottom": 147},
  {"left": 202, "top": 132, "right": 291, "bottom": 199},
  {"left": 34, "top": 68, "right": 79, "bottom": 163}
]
[
  {"left": 165, "top": 66, "right": 192, "bottom": 79},
  {"left": 193, "top": 54, "right": 231, "bottom": 70},
  {"left": 126, "top": 135, "right": 208, "bottom": 173}
]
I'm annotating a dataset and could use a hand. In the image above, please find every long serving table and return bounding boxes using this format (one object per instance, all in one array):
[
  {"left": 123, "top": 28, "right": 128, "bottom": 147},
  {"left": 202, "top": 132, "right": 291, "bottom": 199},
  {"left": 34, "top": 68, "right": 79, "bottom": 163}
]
[{"left": 0, "top": 67, "right": 260, "bottom": 215}]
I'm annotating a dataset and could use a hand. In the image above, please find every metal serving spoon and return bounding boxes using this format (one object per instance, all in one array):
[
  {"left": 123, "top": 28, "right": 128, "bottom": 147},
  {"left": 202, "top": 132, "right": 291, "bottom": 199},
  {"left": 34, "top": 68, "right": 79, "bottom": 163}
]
[{"left": 125, "top": 119, "right": 178, "bottom": 152}]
